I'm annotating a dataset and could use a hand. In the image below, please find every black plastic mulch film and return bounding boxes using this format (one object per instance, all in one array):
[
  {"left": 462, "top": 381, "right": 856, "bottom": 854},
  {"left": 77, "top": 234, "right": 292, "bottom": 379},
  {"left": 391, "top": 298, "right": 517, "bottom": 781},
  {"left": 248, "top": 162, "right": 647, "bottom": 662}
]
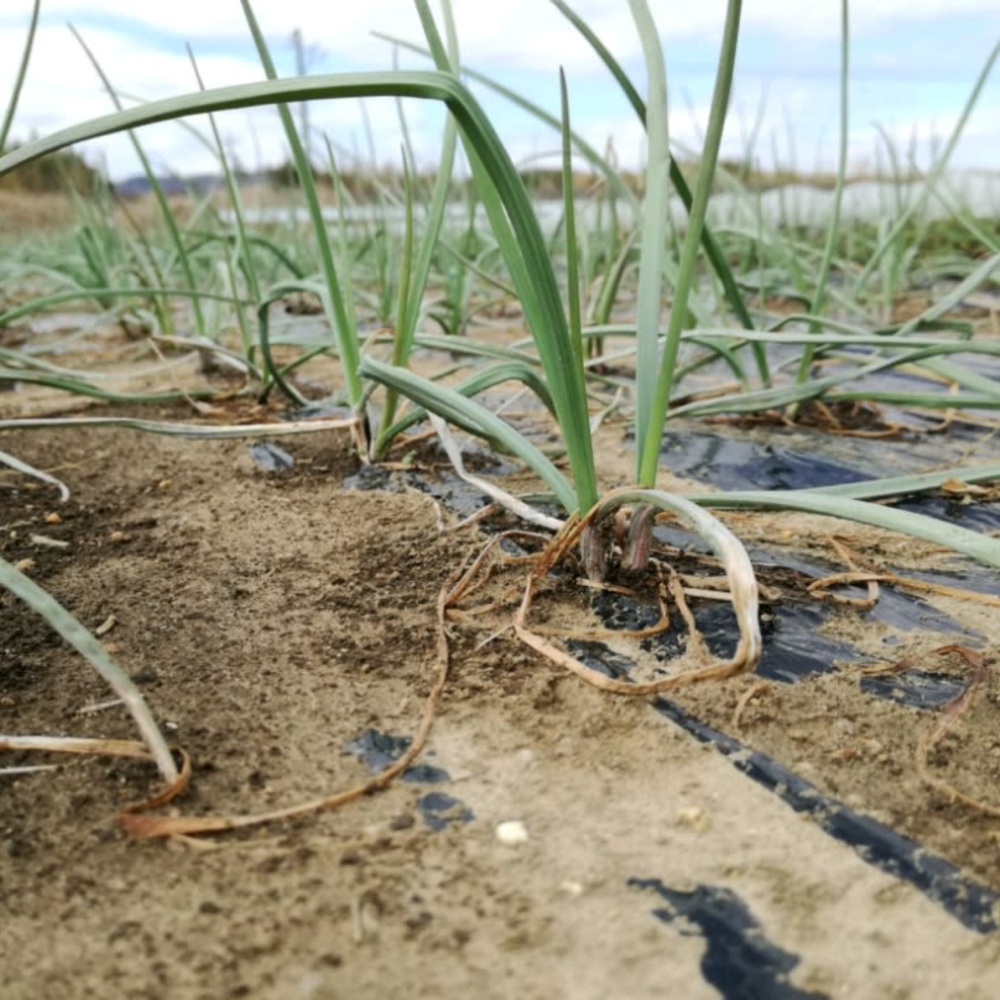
[
  {"left": 340, "top": 421, "right": 1000, "bottom": 970},
  {"left": 598, "top": 423, "right": 1000, "bottom": 933},
  {"left": 630, "top": 878, "right": 829, "bottom": 1000}
]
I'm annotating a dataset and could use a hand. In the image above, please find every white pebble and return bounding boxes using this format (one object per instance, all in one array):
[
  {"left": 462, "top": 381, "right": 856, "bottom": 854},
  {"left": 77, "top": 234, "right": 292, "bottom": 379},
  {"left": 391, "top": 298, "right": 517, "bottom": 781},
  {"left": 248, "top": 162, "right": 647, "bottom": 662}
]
[{"left": 495, "top": 820, "right": 529, "bottom": 845}]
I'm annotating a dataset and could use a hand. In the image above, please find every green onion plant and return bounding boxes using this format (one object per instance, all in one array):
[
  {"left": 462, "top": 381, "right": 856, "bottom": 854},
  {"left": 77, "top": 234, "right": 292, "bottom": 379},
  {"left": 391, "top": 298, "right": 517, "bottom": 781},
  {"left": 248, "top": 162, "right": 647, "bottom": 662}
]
[{"left": 2, "top": 0, "right": 1000, "bottom": 727}]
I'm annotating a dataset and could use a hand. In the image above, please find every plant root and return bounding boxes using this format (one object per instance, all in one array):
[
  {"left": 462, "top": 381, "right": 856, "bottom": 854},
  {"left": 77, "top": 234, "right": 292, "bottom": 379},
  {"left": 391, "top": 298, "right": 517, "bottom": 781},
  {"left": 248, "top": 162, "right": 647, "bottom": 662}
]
[
  {"left": 914, "top": 645, "right": 1000, "bottom": 818},
  {"left": 20, "top": 486, "right": 761, "bottom": 839},
  {"left": 513, "top": 486, "right": 762, "bottom": 697},
  {"left": 731, "top": 681, "right": 772, "bottom": 730}
]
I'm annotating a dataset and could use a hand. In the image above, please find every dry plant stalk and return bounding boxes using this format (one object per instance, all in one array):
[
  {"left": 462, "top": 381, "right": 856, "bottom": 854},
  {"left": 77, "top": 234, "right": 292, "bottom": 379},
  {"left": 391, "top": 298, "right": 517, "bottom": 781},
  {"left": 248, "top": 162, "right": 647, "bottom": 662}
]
[
  {"left": 117, "top": 577, "right": 458, "bottom": 839},
  {"left": 807, "top": 536, "right": 880, "bottom": 609},
  {"left": 811, "top": 537, "right": 1000, "bottom": 610},
  {"left": 0, "top": 735, "right": 192, "bottom": 808},
  {"left": 4, "top": 559, "right": 463, "bottom": 841}
]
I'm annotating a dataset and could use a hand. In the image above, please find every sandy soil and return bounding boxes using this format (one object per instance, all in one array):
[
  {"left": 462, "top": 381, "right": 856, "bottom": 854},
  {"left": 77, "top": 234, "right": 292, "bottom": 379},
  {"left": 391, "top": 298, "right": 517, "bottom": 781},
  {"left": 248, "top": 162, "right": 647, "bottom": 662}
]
[{"left": 3, "top": 334, "right": 1000, "bottom": 998}]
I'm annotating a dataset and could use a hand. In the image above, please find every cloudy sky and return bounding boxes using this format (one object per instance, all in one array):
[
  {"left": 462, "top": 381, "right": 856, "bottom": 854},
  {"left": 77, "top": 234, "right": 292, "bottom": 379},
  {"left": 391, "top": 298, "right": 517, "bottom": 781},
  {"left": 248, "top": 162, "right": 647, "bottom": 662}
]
[{"left": 1, "top": 1, "right": 997, "bottom": 181}]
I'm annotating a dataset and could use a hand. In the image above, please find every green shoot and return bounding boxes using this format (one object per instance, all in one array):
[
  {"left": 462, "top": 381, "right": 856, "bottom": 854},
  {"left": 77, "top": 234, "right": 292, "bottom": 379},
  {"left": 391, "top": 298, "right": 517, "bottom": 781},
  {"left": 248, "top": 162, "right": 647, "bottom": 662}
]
[{"left": 634, "top": 0, "right": 743, "bottom": 488}]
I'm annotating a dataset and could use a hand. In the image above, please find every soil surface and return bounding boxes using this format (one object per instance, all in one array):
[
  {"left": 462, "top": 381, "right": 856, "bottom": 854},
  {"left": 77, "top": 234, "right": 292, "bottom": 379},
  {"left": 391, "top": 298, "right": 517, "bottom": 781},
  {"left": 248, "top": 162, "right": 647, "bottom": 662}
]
[{"left": 4, "top": 328, "right": 1000, "bottom": 998}]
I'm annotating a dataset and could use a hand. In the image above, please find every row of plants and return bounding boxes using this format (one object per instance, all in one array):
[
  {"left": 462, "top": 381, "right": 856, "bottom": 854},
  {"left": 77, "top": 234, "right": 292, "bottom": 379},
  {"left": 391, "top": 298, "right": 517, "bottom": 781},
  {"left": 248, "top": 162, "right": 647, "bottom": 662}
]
[{"left": 2, "top": 0, "right": 999, "bottom": 808}]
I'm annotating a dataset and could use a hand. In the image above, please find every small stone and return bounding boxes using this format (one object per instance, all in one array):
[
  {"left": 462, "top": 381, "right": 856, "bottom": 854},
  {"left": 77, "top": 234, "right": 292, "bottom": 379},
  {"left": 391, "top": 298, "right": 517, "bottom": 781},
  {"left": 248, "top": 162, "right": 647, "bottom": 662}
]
[
  {"left": 495, "top": 820, "right": 529, "bottom": 846},
  {"left": 832, "top": 717, "right": 856, "bottom": 737},
  {"left": 676, "top": 806, "right": 712, "bottom": 833}
]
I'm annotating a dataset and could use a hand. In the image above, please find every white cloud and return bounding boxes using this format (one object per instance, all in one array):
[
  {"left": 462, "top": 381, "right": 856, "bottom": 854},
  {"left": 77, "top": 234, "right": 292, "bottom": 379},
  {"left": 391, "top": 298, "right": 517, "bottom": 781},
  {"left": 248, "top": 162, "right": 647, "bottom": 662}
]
[
  {"left": 16, "top": 1, "right": 999, "bottom": 58},
  {"left": 1, "top": 2, "right": 996, "bottom": 179}
]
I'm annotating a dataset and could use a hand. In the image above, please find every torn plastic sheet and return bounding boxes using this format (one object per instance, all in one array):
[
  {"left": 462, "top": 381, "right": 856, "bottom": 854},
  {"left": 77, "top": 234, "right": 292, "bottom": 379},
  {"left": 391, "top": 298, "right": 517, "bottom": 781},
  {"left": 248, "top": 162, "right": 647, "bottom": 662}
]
[
  {"left": 655, "top": 426, "right": 1000, "bottom": 536},
  {"left": 339, "top": 441, "right": 1000, "bottom": 929},
  {"left": 630, "top": 878, "right": 828, "bottom": 1000},
  {"left": 345, "top": 728, "right": 450, "bottom": 785},
  {"left": 585, "top": 537, "right": 981, "bottom": 689},
  {"left": 246, "top": 441, "right": 294, "bottom": 472},
  {"left": 858, "top": 669, "right": 967, "bottom": 710},
  {"left": 343, "top": 463, "right": 495, "bottom": 519},
  {"left": 345, "top": 729, "right": 473, "bottom": 831},
  {"left": 416, "top": 791, "right": 475, "bottom": 832},
  {"left": 575, "top": 584, "right": 998, "bottom": 934},
  {"left": 651, "top": 694, "right": 1000, "bottom": 934}
]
